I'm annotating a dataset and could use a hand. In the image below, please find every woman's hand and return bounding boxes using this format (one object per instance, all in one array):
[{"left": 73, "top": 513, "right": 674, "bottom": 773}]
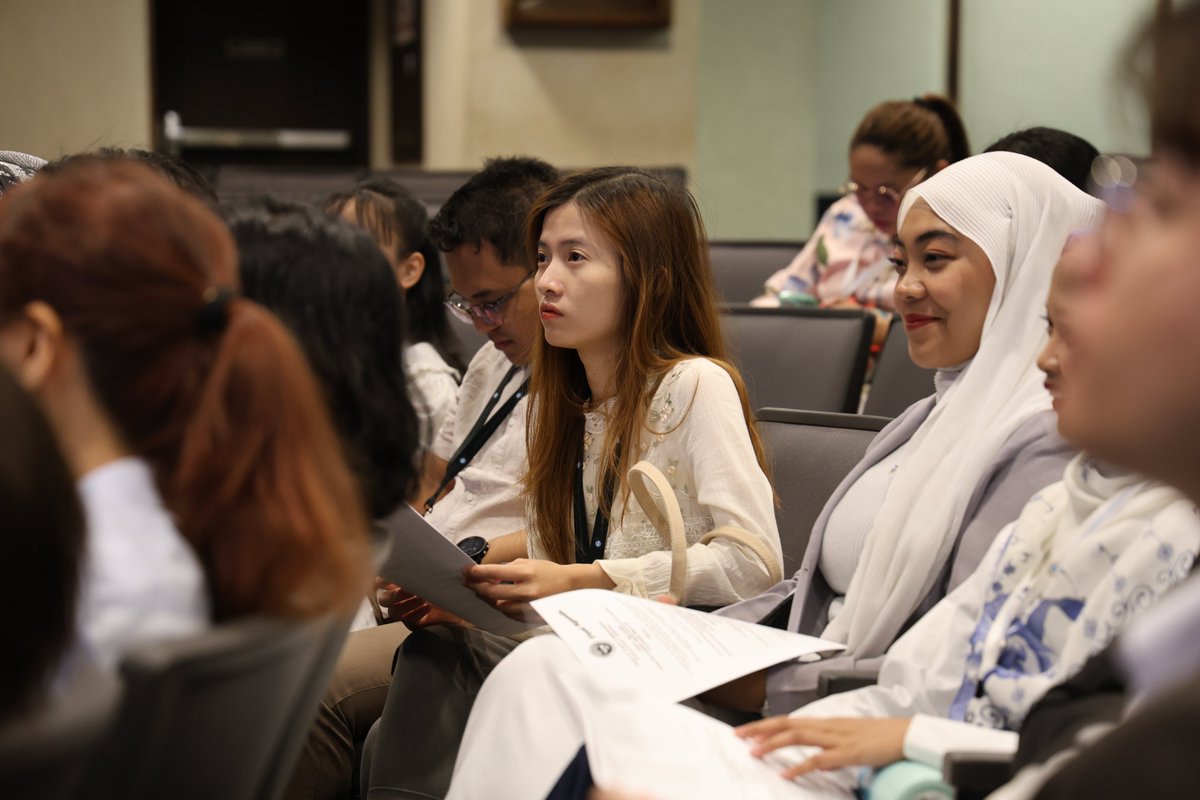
[
  {"left": 374, "top": 578, "right": 469, "bottom": 630},
  {"left": 734, "top": 716, "right": 910, "bottom": 779},
  {"left": 463, "top": 559, "right": 616, "bottom": 619}
]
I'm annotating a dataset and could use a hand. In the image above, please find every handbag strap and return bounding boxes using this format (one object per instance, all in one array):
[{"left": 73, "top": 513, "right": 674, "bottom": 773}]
[{"left": 626, "top": 461, "right": 782, "bottom": 603}]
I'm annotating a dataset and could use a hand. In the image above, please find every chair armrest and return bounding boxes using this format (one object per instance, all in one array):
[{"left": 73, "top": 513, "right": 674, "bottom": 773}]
[
  {"left": 943, "top": 751, "right": 1013, "bottom": 799},
  {"left": 816, "top": 668, "right": 879, "bottom": 698}
]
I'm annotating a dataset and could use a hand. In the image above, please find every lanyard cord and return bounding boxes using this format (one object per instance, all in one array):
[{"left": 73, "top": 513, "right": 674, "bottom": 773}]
[
  {"left": 424, "top": 365, "right": 528, "bottom": 513},
  {"left": 573, "top": 439, "right": 619, "bottom": 563}
]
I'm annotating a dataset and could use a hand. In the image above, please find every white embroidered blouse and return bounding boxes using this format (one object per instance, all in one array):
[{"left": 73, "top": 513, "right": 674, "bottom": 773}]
[{"left": 527, "top": 357, "right": 782, "bottom": 605}]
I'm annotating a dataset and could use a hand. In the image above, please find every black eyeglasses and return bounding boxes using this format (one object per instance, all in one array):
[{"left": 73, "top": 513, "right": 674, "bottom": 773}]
[{"left": 444, "top": 270, "right": 535, "bottom": 327}]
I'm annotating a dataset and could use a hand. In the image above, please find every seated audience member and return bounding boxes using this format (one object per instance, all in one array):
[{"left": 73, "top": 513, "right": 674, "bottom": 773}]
[
  {"left": 692, "top": 153, "right": 1096, "bottom": 718},
  {"left": 0, "top": 364, "right": 85, "bottom": 726},
  {"left": 753, "top": 95, "right": 969, "bottom": 343},
  {"left": 284, "top": 157, "right": 558, "bottom": 800},
  {"left": 990, "top": 4, "right": 1200, "bottom": 797},
  {"left": 0, "top": 151, "right": 46, "bottom": 194},
  {"left": 446, "top": 239, "right": 1200, "bottom": 798},
  {"left": 984, "top": 126, "right": 1100, "bottom": 192},
  {"left": 363, "top": 167, "right": 784, "bottom": 799},
  {"left": 229, "top": 199, "right": 421, "bottom": 527},
  {"left": 0, "top": 158, "right": 370, "bottom": 670},
  {"left": 326, "top": 179, "right": 465, "bottom": 451}
]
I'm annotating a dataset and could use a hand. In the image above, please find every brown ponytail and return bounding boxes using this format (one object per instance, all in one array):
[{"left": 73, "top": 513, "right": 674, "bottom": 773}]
[
  {"left": 851, "top": 93, "right": 971, "bottom": 171},
  {"left": 0, "top": 159, "right": 370, "bottom": 621}
]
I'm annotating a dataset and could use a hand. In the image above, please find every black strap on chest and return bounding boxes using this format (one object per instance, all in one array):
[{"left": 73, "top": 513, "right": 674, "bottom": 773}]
[
  {"left": 573, "top": 439, "right": 619, "bottom": 563},
  {"left": 424, "top": 366, "right": 528, "bottom": 513}
]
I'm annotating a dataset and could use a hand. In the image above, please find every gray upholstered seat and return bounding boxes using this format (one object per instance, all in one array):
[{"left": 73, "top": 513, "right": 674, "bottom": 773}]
[
  {"left": 756, "top": 408, "right": 888, "bottom": 578},
  {"left": 863, "top": 320, "right": 936, "bottom": 418},
  {"left": 707, "top": 241, "right": 804, "bottom": 304},
  {"left": 0, "top": 665, "right": 120, "bottom": 800},
  {"left": 723, "top": 306, "right": 874, "bottom": 413},
  {"left": 84, "top": 614, "right": 348, "bottom": 800}
]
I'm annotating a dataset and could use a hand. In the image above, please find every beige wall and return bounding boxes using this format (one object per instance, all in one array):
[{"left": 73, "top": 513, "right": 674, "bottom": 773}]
[
  {"left": 422, "top": 0, "right": 699, "bottom": 174},
  {"left": 0, "top": 0, "right": 1161, "bottom": 241},
  {"left": 0, "top": 0, "right": 152, "bottom": 159}
]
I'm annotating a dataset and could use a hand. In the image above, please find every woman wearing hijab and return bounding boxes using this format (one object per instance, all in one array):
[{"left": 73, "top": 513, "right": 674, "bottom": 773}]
[
  {"left": 441, "top": 153, "right": 1106, "bottom": 798},
  {"left": 705, "top": 151, "right": 1101, "bottom": 717}
]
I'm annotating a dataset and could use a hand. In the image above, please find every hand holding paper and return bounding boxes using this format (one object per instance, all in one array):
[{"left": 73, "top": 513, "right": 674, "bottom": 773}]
[{"left": 375, "top": 504, "right": 538, "bottom": 637}]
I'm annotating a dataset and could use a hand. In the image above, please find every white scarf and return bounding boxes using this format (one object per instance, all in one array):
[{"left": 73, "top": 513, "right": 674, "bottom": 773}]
[
  {"left": 824, "top": 153, "right": 1105, "bottom": 655},
  {"left": 951, "top": 454, "right": 1200, "bottom": 729}
]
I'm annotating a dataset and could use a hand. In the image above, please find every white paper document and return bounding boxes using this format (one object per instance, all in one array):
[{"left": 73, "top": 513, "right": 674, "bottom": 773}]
[
  {"left": 531, "top": 589, "right": 845, "bottom": 703},
  {"left": 376, "top": 504, "right": 537, "bottom": 638},
  {"left": 585, "top": 699, "right": 855, "bottom": 799}
]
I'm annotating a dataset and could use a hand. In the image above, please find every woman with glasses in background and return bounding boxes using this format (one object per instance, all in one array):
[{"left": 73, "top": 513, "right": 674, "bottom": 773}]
[{"left": 754, "top": 95, "right": 970, "bottom": 343}]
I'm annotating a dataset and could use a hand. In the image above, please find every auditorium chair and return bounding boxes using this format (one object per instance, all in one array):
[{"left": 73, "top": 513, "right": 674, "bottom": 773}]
[
  {"left": 723, "top": 306, "right": 875, "bottom": 414},
  {"left": 707, "top": 241, "right": 804, "bottom": 304},
  {"left": 0, "top": 665, "right": 120, "bottom": 800},
  {"left": 863, "top": 320, "right": 936, "bottom": 418},
  {"left": 756, "top": 408, "right": 889, "bottom": 578},
  {"left": 84, "top": 614, "right": 349, "bottom": 800}
]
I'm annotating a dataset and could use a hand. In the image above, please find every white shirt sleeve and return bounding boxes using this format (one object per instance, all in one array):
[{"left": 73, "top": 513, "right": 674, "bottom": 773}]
[
  {"left": 597, "top": 360, "right": 783, "bottom": 605},
  {"left": 903, "top": 714, "right": 1018, "bottom": 769}
]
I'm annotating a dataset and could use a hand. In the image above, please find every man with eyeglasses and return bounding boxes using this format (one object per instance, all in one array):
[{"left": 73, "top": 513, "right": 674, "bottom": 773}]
[
  {"left": 284, "top": 157, "right": 558, "bottom": 800},
  {"left": 416, "top": 156, "right": 557, "bottom": 549}
]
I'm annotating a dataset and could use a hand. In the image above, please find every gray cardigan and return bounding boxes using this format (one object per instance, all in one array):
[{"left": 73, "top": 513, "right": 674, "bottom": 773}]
[{"left": 716, "top": 398, "right": 1075, "bottom": 713}]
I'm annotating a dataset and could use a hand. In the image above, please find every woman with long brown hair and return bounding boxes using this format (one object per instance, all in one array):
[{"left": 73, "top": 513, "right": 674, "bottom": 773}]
[
  {"left": 0, "top": 157, "right": 371, "bottom": 669},
  {"left": 364, "top": 167, "right": 783, "bottom": 799}
]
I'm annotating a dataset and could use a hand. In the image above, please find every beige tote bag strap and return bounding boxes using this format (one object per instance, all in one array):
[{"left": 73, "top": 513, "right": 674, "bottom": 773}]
[
  {"left": 626, "top": 461, "right": 783, "bottom": 603},
  {"left": 627, "top": 461, "right": 689, "bottom": 601},
  {"left": 699, "top": 527, "right": 784, "bottom": 587}
]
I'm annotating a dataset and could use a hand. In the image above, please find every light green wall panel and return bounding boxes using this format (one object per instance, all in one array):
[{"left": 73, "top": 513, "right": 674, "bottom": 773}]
[
  {"left": 813, "top": 0, "right": 947, "bottom": 194},
  {"left": 959, "top": 0, "right": 1153, "bottom": 157},
  {"left": 695, "top": 0, "right": 818, "bottom": 240}
]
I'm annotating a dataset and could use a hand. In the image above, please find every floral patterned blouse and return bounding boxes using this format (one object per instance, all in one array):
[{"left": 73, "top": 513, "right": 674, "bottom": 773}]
[
  {"left": 753, "top": 195, "right": 898, "bottom": 312},
  {"left": 527, "top": 358, "right": 782, "bottom": 605}
]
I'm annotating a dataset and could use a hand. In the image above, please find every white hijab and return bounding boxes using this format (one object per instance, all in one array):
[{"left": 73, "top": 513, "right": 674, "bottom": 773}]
[{"left": 824, "top": 152, "right": 1105, "bottom": 655}]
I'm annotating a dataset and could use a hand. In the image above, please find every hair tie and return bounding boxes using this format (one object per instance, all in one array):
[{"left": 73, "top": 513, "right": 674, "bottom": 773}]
[{"left": 196, "top": 286, "right": 234, "bottom": 335}]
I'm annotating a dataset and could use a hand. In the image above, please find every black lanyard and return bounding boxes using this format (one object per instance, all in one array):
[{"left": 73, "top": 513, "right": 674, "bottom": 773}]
[
  {"left": 573, "top": 440, "right": 618, "bottom": 563},
  {"left": 424, "top": 365, "right": 528, "bottom": 513}
]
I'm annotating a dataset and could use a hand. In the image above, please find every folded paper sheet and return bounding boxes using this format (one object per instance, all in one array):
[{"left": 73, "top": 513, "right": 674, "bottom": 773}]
[
  {"left": 376, "top": 504, "right": 537, "bottom": 637},
  {"left": 532, "top": 589, "right": 845, "bottom": 703}
]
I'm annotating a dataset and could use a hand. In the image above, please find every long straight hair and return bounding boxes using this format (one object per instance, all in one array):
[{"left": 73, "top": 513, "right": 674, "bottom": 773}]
[
  {"left": 523, "top": 168, "right": 769, "bottom": 564},
  {"left": 0, "top": 160, "right": 370, "bottom": 621}
]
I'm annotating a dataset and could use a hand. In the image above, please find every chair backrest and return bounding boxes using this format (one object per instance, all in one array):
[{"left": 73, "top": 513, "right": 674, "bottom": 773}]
[
  {"left": 863, "top": 321, "right": 936, "bottom": 418},
  {"left": 723, "top": 306, "right": 874, "bottom": 413},
  {"left": 707, "top": 241, "right": 804, "bottom": 304},
  {"left": 757, "top": 408, "right": 888, "bottom": 578},
  {"left": 257, "top": 615, "right": 353, "bottom": 800},
  {"left": 0, "top": 665, "right": 121, "bottom": 800},
  {"left": 212, "top": 166, "right": 364, "bottom": 207},
  {"left": 85, "top": 615, "right": 333, "bottom": 800}
]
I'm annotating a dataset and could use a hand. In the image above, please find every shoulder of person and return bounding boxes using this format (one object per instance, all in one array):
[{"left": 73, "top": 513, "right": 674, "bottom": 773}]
[
  {"left": 649, "top": 358, "right": 739, "bottom": 424},
  {"left": 1000, "top": 409, "right": 1074, "bottom": 460},
  {"left": 657, "top": 356, "right": 736, "bottom": 391},
  {"left": 460, "top": 341, "right": 514, "bottom": 384},
  {"left": 404, "top": 341, "right": 461, "bottom": 380}
]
